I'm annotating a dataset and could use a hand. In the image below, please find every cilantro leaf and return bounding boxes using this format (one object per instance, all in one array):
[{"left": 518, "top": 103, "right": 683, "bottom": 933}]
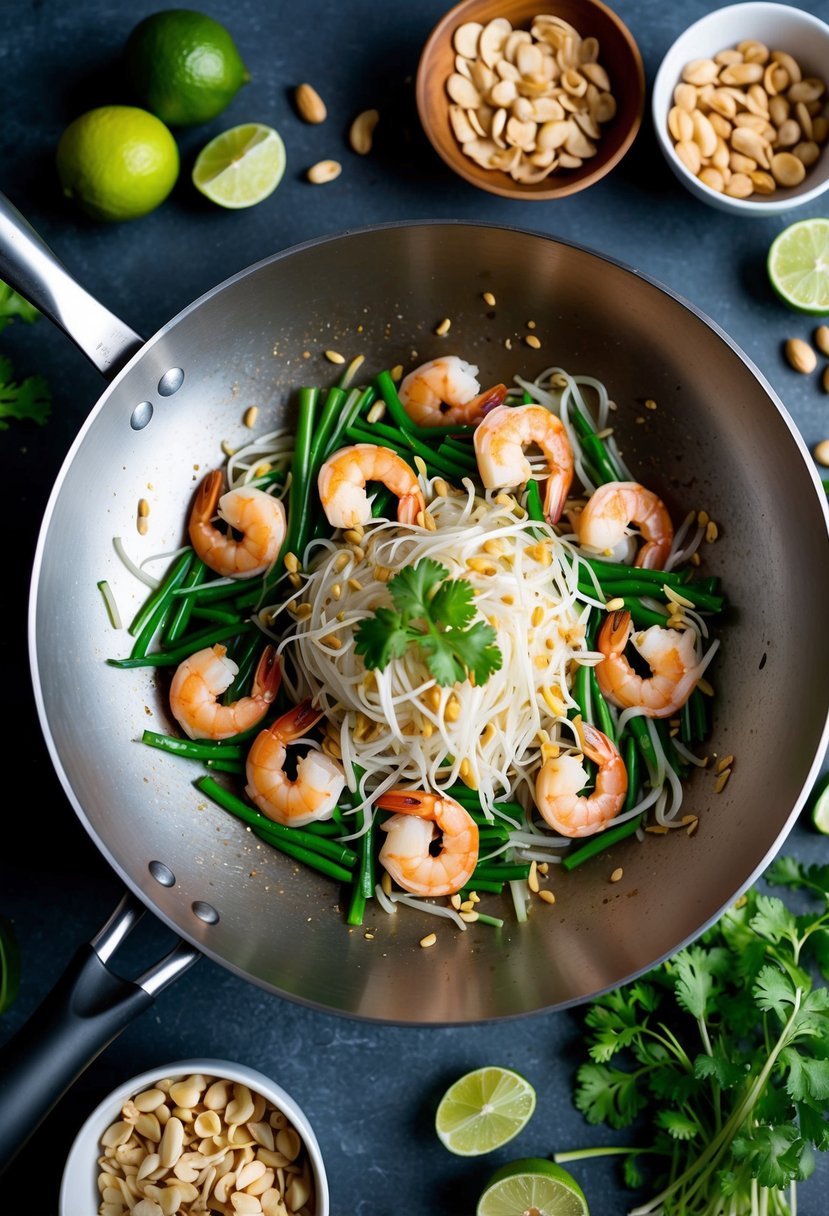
[
  {"left": 354, "top": 558, "right": 503, "bottom": 687},
  {"left": 429, "top": 576, "right": 476, "bottom": 629},
  {"left": 781, "top": 1048, "right": 829, "bottom": 1103},
  {"left": 0, "top": 282, "right": 40, "bottom": 333},
  {"left": 574, "top": 1062, "right": 647, "bottom": 1129},
  {"left": 353, "top": 607, "right": 411, "bottom": 670},
  {"left": 655, "top": 1110, "right": 701, "bottom": 1141},
  {"left": 732, "top": 1125, "right": 803, "bottom": 1189},
  {"left": 388, "top": 558, "right": 446, "bottom": 620},
  {"left": 751, "top": 895, "right": 800, "bottom": 950},
  {"left": 671, "top": 945, "right": 728, "bottom": 1019},
  {"left": 753, "top": 964, "right": 800, "bottom": 1018},
  {"left": 0, "top": 357, "right": 51, "bottom": 429}
]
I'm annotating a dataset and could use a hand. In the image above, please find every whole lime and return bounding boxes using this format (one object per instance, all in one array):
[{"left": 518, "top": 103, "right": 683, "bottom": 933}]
[
  {"left": 56, "top": 105, "right": 180, "bottom": 222},
  {"left": 124, "top": 8, "right": 250, "bottom": 127}
]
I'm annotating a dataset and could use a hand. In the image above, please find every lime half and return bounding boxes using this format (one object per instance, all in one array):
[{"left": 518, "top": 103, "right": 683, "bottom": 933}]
[
  {"left": 810, "top": 772, "right": 829, "bottom": 834},
  {"left": 192, "top": 123, "right": 285, "bottom": 209},
  {"left": 767, "top": 218, "right": 829, "bottom": 315},
  {"left": 435, "top": 1066, "right": 536, "bottom": 1157},
  {"left": 477, "top": 1158, "right": 589, "bottom": 1216}
]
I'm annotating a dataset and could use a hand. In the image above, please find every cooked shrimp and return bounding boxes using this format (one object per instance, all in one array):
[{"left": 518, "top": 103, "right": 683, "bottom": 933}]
[
  {"left": 596, "top": 609, "right": 704, "bottom": 717},
  {"left": 376, "top": 789, "right": 479, "bottom": 897},
  {"left": 170, "top": 644, "right": 281, "bottom": 741},
  {"left": 245, "top": 699, "right": 345, "bottom": 828},
  {"left": 577, "top": 481, "right": 673, "bottom": 570},
  {"left": 535, "top": 720, "right": 627, "bottom": 838},
  {"left": 318, "top": 443, "right": 425, "bottom": 528},
  {"left": 189, "top": 470, "right": 286, "bottom": 579},
  {"left": 473, "top": 403, "right": 574, "bottom": 523},
  {"left": 398, "top": 356, "right": 507, "bottom": 427}
]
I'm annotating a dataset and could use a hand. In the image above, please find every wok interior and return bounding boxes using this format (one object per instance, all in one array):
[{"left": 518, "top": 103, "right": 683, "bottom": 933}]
[{"left": 32, "top": 223, "right": 829, "bottom": 1023}]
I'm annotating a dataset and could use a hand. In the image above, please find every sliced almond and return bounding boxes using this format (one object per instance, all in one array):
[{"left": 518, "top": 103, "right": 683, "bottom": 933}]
[
  {"left": 490, "top": 79, "right": 517, "bottom": 107},
  {"left": 675, "top": 139, "right": 702, "bottom": 175},
  {"left": 681, "top": 58, "right": 719, "bottom": 86},
  {"left": 691, "top": 109, "right": 718, "bottom": 158},
  {"left": 479, "top": 17, "right": 512, "bottom": 68},
  {"left": 516, "top": 41, "right": 544, "bottom": 78},
  {"left": 669, "top": 105, "right": 694, "bottom": 142},
  {"left": 592, "top": 92, "right": 616, "bottom": 123},
  {"left": 462, "top": 137, "right": 499, "bottom": 168},
  {"left": 453, "top": 21, "right": 483, "bottom": 59},
  {"left": 449, "top": 105, "right": 477, "bottom": 143},
  {"left": 447, "top": 73, "right": 481, "bottom": 108},
  {"left": 564, "top": 125, "right": 596, "bottom": 158},
  {"left": 771, "top": 50, "right": 802, "bottom": 84},
  {"left": 504, "top": 29, "right": 532, "bottom": 62},
  {"left": 673, "top": 82, "right": 698, "bottom": 111},
  {"left": 581, "top": 62, "right": 610, "bottom": 92},
  {"left": 537, "top": 119, "right": 572, "bottom": 150}
]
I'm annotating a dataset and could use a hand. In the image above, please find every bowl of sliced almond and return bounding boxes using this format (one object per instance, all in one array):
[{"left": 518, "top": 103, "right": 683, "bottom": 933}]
[
  {"left": 652, "top": 2, "right": 829, "bottom": 214},
  {"left": 416, "top": 0, "right": 645, "bottom": 199}
]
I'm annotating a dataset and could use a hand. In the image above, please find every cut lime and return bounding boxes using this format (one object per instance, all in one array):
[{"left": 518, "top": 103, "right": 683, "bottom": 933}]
[
  {"left": 767, "top": 218, "right": 829, "bottom": 315},
  {"left": 192, "top": 123, "right": 285, "bottom": 209},
  {"left": 810, "top": 771, "right": 829, "bottom": 834},
  {"left": 477, "top": 1158, "right": 589, "bottom": 1216},
  {"left": 435, "top": 1066, "right": 536, "bottom": 1156}
]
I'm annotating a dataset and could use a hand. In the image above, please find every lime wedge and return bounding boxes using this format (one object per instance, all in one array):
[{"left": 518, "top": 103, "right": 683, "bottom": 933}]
[
  {"left": 477, "top": 1158, "right": 590, "bottom": 1216},
  {"left": 192, "top": 123, "right": 286, "bottom": 209},
  {"left": 810, "top": 771, "right": 829, "bottom": 834},
  {"left": 435, "top": 1066, "right": 536, "bottom": 1156},
  {"left": 767, "top": 218, "right": 829, "bottom": 315}
]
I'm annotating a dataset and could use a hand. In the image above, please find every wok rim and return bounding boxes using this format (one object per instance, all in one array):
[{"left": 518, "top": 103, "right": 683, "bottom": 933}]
[{"left": 27, "top": 216, "right": 829, "bottom": 1024}]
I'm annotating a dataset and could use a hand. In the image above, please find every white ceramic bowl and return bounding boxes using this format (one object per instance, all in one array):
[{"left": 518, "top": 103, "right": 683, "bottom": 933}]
[
  {"left": 59, "top": 1058, "right": 329, "bottom": 1216},
  {"left": 652, "top": 2, "right": 829, "bottom": 215}
]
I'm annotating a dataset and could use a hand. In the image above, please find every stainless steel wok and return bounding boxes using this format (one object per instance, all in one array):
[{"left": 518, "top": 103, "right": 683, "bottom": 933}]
[{"left": 1, "top": 193, "right": 828, "bottom": 1164}]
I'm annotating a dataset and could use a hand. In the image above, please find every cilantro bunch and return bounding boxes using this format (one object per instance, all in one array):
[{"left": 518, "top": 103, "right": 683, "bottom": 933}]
[
  {"left": 0, "top": 281, "right": 51, "bottom": 430},
  {"left": 354, "top": 558, "right": 502, "bottom": 687},
  {"left": 556, "top": 857, "right": 829, "bottom": 1215}
]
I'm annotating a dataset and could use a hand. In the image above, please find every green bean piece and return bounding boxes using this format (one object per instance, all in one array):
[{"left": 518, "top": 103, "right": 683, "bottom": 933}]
[
  {"left": 437, "top": 440, "right": 477, "bottom": 472},
  {"left": 473, "top": 862, "right": 531, "bottom": 882},
  {"left": 189, "top": 605, "right": 246, "bottom": 625},
  {"left": 579, "top": 433, "right": 622, "bottom": 484},
  {"left": 309, "top": 385, "right": 348, "bottom": 474},
  {"left": 224, "top": 631, "right": 263, "bottom": 702},
  {"left": 109, "top": 622, "right": 247, "bottom": 668},
  {"left": 374, "top": 370, "right": 473, "bottom": 438},
  {"left": 577, "top": 577, "right": 723, "bottom": 614},
  {"left": 323, "top": 386, "right": 376, "bottom": 461},
  {"left": 627, "top": 715, "right": 658, "bottom": 770},
  {"left": 205, "top": 759, "right": 245, "bottom": 775},
  {"left": 588, "top": 667, "right": 616, "bottom": 744},
  {"left": 579, "top": 556, "right": 692, "bottom": 588},
  {"left": 370, "top": 487, "right": 396, "bottom": 519},
  {"left": 561, "top": 813, "right": 643, "bottom": 871},
  {"left": 460, "top": 880, "right": 504, "bottom": 896},
  {"left": 346, "top": 881, "right": 366, "bottom": 926},
  {"left": 691, "top": 688, "right": 709, "bottom": 743},
  {"left": 128, "top": 552, "right": 193, "bottom": 658},
  {"left": 142, "top": 730, "right": 245, "bottom": 761},
  {"left": 251, "top": 829, "right": 353, "bottom": 884},
  {"left": 196, "top": 776, "right": 358, "bottom": 868},
  {"left": 347, "top": 811, "right": 376, "bottom": 926},
  {"left": 621, "top": 736, "right": 639, "bottom": 814},
  {"left": 680, "top": 697, "right": 694, "bottom": 745},
  {"left": 171, "top": 577, "right": 258, "bottom": 605},
  {"left": 259, "top": 386, "right": 318, "bottom": 603},
  {"left": 521, "top": 390, "right": 534, "bottom": 404},
  {"left": 300, "top": 821, "right": 345, "bottom": 837},
  {"left": 571, "top": 663, "right": 593, "bottom": 723},
  {"left": 163, "top": 559, "right": 208, "bottom": 644},
  {"left": 346, "top": 420, "right": 405, "bottom": 453},
  {"left": 525, "top": 478, "right": 545, "bottom": 523},
  {"left": 474, "top": 912, "right": 505, "bottom": 928},
  {"left": 622, "top": 599, "right": 673, "bottom": 630},
  {"left": 693, "top": 575, "right": 720, "bottom": 594}
]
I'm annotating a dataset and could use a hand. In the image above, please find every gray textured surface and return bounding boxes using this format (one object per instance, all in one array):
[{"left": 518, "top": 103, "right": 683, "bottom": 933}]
[{"left": 1, "top": 0, "right": 829, "bottom": 1212}]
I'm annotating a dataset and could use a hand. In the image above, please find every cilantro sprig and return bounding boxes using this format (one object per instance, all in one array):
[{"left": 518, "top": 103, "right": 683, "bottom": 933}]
[
  {"left": 354, "top": 558, "right": 502, "bottom": 687},
  {"left": 554, "top": 856, "right": 829, "bottom": 1214},
  {"left": 0, "top": 281, "right": 50, "bottom": 430}
]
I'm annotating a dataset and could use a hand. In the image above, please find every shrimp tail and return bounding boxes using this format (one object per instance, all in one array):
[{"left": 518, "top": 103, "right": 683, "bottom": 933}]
[
  {"left": 375, "top": 789, "right": 429, "bottom": 816},
  {"left": 469, "top": 383, "right": 508, "bottom": 421},
  {"left": 251, "top": 646, "right": 282, "bottom": 703},
  {"left": 599, "top": 608, "right": 632, "bottom": 656},
  {"left": 190, "top": 469, "right": 223, "bottom": 528},
  {"left": 274, "top": 698, "right": 325, "bottom": 742},
  {"left": 579, "top": 720, "right": 613, "bottom": 764}
]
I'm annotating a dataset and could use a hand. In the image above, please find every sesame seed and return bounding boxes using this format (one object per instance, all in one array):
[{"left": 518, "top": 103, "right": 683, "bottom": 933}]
[
  {"left": 610, "top": 867, "right": 624, "bottom": 883},
  {"left": 390, "top": 364, "right": 404, "bottom": 381},
  {"left": 526, "top": 320, "right": 536, "bottom": 329},
  {"left": 538, "top": 889, "right": 556, "bottom": 905},
  {"left": 243, "top": 406, "right": 258, "bottom": 428},
  {"left": 420, "top": 933, "right": 437, "bottom": 948},
  {"left": 364, "top": 931, "right": 375, "bottom": 940},
  {"left": 482, "top": 291, "right": 496, "bottom": 306},
  {"left": 605, "top": 596, "right": 625, "bottom": 612},
  {"left": 435, "top": 317, "right": 452, "bottom": 336},
  {"left": 525, "top": 334, "right": 541, "bottom": 349}
]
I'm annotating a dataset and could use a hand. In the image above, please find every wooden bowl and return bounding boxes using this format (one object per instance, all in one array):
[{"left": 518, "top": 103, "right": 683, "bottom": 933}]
[{"left": 416, "top": 0, "right": 645, "bottom": 199}]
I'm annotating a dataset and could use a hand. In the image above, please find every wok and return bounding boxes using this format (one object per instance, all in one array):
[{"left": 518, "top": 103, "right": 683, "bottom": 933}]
[{"left": 1, "top": 193, "right": 828, "bottom": 1166}]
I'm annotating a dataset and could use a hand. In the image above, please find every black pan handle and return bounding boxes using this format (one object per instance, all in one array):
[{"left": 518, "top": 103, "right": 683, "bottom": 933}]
[
  {"left": 0, "top": 190, "right": 143, "bottom": 378},
  {"left": 0, "top": 893, "right": 199, "bottom": 1173}
]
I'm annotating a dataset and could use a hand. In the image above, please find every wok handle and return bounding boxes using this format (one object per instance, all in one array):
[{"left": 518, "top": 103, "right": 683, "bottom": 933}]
[
  {"left": 0, "top": 893, "right": 199, "bottom": 1173},
  {"left": 0, "top": 190, "right": 143, "bottom": 378}
]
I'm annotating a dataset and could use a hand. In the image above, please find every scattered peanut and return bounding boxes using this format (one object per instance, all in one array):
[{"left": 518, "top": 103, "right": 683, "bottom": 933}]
[
  {"left": 669, "top": 43, "right": 827, "bottom": 200},
  {"left": 815, "top": 325, "right": 829, "bottom": 356},
  {"left": 295, "top": 82, "right": 327, "bottom": 124},
  {"left": 823, "top": 366, "right": 829, "bottom": 394},
  {"left": 306, "top": 159, "right": 341, "bottom": 184},
  {"left": 446, "top": 14, "right": 617, "bottom": 185},
  {"left": 814, "top": 438, "right": 829, "bottom": 465},
  {"left": 349, "top": 108, "right": 379, "bottom": 155},
  {"left": 785, "top": 336, "right": 817, "bottom": 374},
  {"left": 95, "top": 1072, "right": 314, "bottom": 1216}
]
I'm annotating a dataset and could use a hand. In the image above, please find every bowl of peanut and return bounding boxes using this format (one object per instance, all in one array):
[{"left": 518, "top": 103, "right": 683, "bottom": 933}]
[
  {"left": 652, "top": 2, "right": 829, "bottom": 214},
  {"left": 59, "top": 1058, "right": 329, "bottom": 1216},
  {"left": 416, "top": 0, "right": 645, "bottom": 199}
]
